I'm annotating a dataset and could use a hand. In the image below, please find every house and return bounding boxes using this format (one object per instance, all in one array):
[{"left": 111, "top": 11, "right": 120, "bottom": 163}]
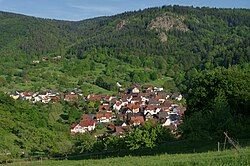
[
  {"left": 155, "top": 92, "right": 169, "bottom": 103},
  {"left": 162, "top": 118, "right": 172, "bottom": 127},
  {"left": 9, "top": 91, "right": 20, "bottom": 100},
  {"left": 64, "top": 92, "right": 78, "bottom": 101},
  {"left": 82, "top": 114, "right": 91, "bottom": 120},
  {"left": 169, "top": 112, "right": 180, "bottom": 122},
  {"left": 162, "top": 113, "right": 180, "bottom": 127},
  {"left": 50, "top": 96, "right": 60, "bottom": 103},
  {"left": 142, "top": 85, "right": 154, "bottom": 93},
  {"left": 103, "top": 95, "right": 114, "bottom": 102},
  {"left": 96, "top": 112, "right": 112, "bottom": 123},
  {"left": 20, "top": 92, "right": 33, "bottom": 101},
  {"left": 130, "top": 95, "right": 141, "bottom": 104},
  {"left": 154, "top": 87, "right": 164, "bottom": 92},
  {"left": 157, "top": 111, "right": 169, "bottom": 122},
  {"left": 87, "top": 94, "right": 104, "bottom": 101},
  {"left": 121, "top": 122, "right": 127, "bottom": 127},
  {"left": 126, "top": 103, "right": 140, "bottom": 113},
  {"left": 129, "top": 115, "right": 145, "bottom": 126},
  {"left": 144, "top": 105, "right": 161, "bottom": 115},
  {"left": 132, "top": 87, "right": 140, "bottom": 94},
  {"left": 42, "top": 57, "right": 49, "bottom": 61},
  {"left": 107, "top": 123, "right": 116, "bottom": 131},
  {"left": 113, "top": 126, "right": 125, "bottom": 136},
  {"left": 70, "top": 119, "right": 96, "bottom": 134},
  {"left": 32, "top": 96, "right": 42, "bottom": 103},
  {"left": 32, "top": 60, "right": 40, "bottom": 64},
  {"left": 145, "top": 112, "right": 154, "bottom": 121},
  {"left": 171, "top": 93, "right": 183, "bottom": 101},
  {"left": 160, "top": 100, "right": 172, "bottom": 112},
  {"left": 158, "top": 111, "right": 169, "bottom": 119},
  {"left": 176, "top": 94, "right": 183, "bottom": 101},
  {"left": 120, "top": 97, "right": 129, "bottom": 106},
  {"left": 113, "top": 101, "right": 122, "bottom": 111},
  {"left": 41, "top": 95, "right": 51, "bottom": 103},
  {"left": 147, "top": 98, "right": 160, "bottom": 105},
  {"left": 99, "top": 104, "right": 111, "bottom": 112},
  {"left": 53, "top": 56, "right": 62, "bottom": 61}
]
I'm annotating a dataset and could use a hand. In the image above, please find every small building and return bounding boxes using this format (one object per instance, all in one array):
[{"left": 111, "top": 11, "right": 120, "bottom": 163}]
[
  {"left": 129, "top": 115, "right": 145, "bottom": 126},
  {"left": 64, "top": 92, "right": 78, "bottom": 101},
  {"left": 144, "top": 105, "right": 161, "bottom": 115},
  {"left": 126, "top": 103, "right": 140, "bottom": 113},
  {"left": 96, "top": 112, "right": 112, "bottom": 123},
  {"left": 113, "top": 101, "right": 122, "bottom": 111},
  {"left": 70, "top": 119, "right": 96, "bottom": 134}
]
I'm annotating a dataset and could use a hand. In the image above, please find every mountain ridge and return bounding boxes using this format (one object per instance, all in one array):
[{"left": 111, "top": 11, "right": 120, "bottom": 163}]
[{"left": 0, "top": 5, "right": 249, "bottom": 93}]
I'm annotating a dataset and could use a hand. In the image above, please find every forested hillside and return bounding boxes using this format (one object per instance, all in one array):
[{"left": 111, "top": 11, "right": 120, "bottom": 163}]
[{"left": 0, "top": 6, "right": 249, "bottom": 92}]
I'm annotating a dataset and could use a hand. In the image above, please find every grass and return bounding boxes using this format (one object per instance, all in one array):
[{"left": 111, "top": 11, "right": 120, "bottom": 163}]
[
  {"left": 8, "top": 147, "right": 250, "bottom": 166},
  {"left": 144, "top": 76, "right": 172, "bottom": 87}
]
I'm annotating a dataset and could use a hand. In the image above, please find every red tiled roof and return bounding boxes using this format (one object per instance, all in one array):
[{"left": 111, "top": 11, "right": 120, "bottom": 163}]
[
  {"left": 130, "top": 116, "right": 144, "bottom": 125},
  {"left": 50, "top": 96, "right": 60, "bottom": 102},
  {"left": 96, "top": 112, "right": 112, "bottom": 119},
  {"left": 87, "top": 94, "right": 104, "bottom": 101},
  {"left": 64, "top": 94, "right": 78, "bottom": 101},
  {"left": 22, "top": 92, "right": 33, "bottom": 97},
  {"left": 131, "top": 96, "right": 142, "bottom": 101},
  {"left": 145, "top": 105, "right": 158, "bottom": 110},
  {"left": 161, "top": 100, "right": 172, "bottom": 107},
  {"left": 82, "top": 114, "right": 91, "bottom": 120},
  {"left": 79, "top": 119, "right": 95, "bottom": 127},
  {"left": 99, "top": 104, "right": 110, "bottom": 111},
  {"left": 115, "top": 126, "right": 125, "bottom": 134},
  {"left": 126, "top": 103, "right": 140, "bottom": 110}
]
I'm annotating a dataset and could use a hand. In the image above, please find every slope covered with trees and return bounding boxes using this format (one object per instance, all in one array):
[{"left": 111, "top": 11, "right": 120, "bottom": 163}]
[{"left": 0, "top": 5, "right": 249, "bottom": 92}]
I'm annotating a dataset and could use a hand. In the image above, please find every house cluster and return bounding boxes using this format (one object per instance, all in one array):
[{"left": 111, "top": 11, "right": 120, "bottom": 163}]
[
  {"left": 32, "top": 56, "right": 62, "bottom": 64},
  {"left": 71, "top": 84, "right": 185, "bottom": 136},
  {"left": 9, "top": 89, "right": 82, "bottom": 104}
]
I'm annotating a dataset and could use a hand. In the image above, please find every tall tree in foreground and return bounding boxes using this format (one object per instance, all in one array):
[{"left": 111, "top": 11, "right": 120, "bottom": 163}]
[{"left": 180, "top": 64, "right": 250, "bottom": 141}]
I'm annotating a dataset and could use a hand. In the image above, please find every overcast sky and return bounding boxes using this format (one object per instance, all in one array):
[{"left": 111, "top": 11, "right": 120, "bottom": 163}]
[{"left": 0, "top": 0, "right": 249, "bottom": 21}]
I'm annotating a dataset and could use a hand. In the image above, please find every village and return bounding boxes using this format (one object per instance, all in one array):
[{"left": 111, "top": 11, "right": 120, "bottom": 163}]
[{"left": 8, "top": 84, "right": 186, "bottom": 137}]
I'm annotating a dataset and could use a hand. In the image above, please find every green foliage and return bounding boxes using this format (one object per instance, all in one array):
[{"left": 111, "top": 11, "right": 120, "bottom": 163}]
[
  {"left": 72, "top": 133, "right": 96, "bottom": 153},
  {"left": 126, "top": 122, "right": 173, "bottom": 150},
  {"left": 0, "top": 93, "right": 75, "bottom": 162},
  {"left": 180, "top": 65, "right": 250, "bottom": 141}
]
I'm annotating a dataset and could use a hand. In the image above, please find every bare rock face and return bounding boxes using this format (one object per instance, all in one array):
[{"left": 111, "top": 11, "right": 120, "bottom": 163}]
[
  {"left": 116, "top": 20, "right": 128, "bottom": 30},
  {"left": 149, "top": 13, "right": 189, "bottom": 43},
  {"left": 159, "top": 32, "right": 168, "bottom": 43}
]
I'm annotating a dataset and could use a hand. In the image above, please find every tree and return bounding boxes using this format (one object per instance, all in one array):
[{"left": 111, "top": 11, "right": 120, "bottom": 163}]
[{"left": 180, "top": 65, "right": 250, "bottom": 140}]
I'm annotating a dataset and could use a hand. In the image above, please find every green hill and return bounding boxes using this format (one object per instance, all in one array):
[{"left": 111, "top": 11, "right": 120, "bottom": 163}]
[{"left": 0, "top": 6, "right": 249, "bottom": 92}]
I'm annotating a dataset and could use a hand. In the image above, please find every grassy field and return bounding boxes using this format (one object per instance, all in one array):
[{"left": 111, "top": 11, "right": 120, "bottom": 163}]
[
  {"left": 8, "top": 147, "right": 250, "bottom": 166},
  {"left": 144, "top": 76, "right": 172, "bottom": 87}
]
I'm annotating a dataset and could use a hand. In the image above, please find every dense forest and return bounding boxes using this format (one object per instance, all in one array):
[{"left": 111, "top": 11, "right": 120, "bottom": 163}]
[{"left": 0, "top": 5, "right": 249, "bottom": 162}]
